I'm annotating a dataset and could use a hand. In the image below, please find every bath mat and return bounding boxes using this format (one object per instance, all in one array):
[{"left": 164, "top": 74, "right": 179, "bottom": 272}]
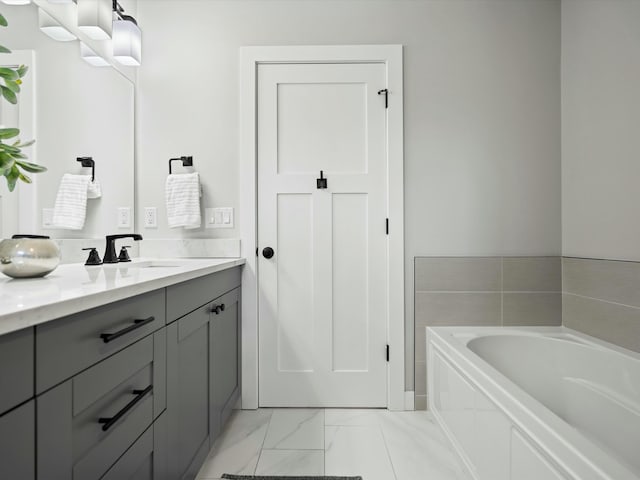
[{"left": 221, "top": 475, "right": 363, "bottom": 480}]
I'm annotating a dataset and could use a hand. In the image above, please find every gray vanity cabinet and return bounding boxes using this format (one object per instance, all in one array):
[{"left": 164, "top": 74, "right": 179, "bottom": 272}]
[
  {"left": 0, "top": 265, "right": 242, "bottom": 480},
  {"left": 209, "top": 288, "right": 240, "bottom": 443},
  {"left": 37, "top": 331, "right": 166, "bottom": 480},
  {"left": 0, "top": 328, "right": 34, "bottom": 415},
  {"left": 166, "top": 269, "right": 242, "bottom": 480},
  {"left": 101, "top": 412, "right": 168, "bottom": 480},
  {"left": 166, "top": 303, "right": 212, "bottom": 480},
  {"left": 0, "top": 400, "right": 35, "bottom": 480},
  {"left": 36, "top": 289, "right": 166, "bottom": 394}
]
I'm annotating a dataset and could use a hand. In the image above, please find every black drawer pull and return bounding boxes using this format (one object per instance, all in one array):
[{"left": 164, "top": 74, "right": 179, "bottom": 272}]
[
  {"left": 99, "top": 317, "right": 155, "bottom": 343},
  {"left": 98, "top": 385, "right": 153, "bottom": 432},
  {"left": 211, "top": 304, "right": 226, "bottom": 315}
]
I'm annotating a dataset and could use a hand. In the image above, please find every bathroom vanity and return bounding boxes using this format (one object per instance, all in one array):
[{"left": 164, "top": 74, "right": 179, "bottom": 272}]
[{"left": 0, "top": 258, "right": 244, "bottom": 480}]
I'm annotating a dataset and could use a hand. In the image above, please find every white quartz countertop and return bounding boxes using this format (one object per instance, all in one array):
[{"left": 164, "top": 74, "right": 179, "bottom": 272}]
[{"left": 0, "top": 257, "right": 245, "bottom": 336}]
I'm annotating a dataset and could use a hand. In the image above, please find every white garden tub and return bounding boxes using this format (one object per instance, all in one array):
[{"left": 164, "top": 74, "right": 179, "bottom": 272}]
[{"left": 427, "top": 326, "right": 640, "bottom": 480}]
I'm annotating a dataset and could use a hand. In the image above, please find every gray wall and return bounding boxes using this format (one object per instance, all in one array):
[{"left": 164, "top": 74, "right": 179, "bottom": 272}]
[
  {"left": 563, "top": 258, "right": 640, "bottom": 353},
  {"left": 136, "top": 0, "right": 562, "bottom": 393},
  {"left": 562, "top": 0, "right": 640, "bottom": 262},
  {"left": 561, "top": 1, "right": 640, "bottom": 347},
  {"left": 414, "top": 256, "right": 561, "bottom": 409}
]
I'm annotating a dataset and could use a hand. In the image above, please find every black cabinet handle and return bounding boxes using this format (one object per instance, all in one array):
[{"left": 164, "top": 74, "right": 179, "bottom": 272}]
[
  {"left": 211, "top": 304, "right": 226, "bottom": 315},
  {"left": 99, "top": 316, "right": 155, "bottom": 343},
  {"left": 98, "top": 385, "right": 153, "bottom": 432}
]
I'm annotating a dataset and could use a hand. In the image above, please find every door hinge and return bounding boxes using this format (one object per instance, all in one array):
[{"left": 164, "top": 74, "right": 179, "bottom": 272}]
[
  {"left": 256, "top": 247, "right": 259, "bottom": 257},
  {"left": 386, "top": 344, "right": 390, "bottom": 362},
  {"left": 378, "top": 88, "right": 388, "bottom": 108},
  {"left": 386, "top": 218, "right": 389, "bottom": 235}
]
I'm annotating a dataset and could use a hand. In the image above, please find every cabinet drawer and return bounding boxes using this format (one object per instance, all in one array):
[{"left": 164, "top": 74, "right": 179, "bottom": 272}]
[
  {"left": 0, "top": 327, "right": 34, "bottom": 414},
  {"left": 36, "top": 289, "right": 165, "bottom": 393},
  {"left": 0, "top": 400, "right": 34, "bottom": 480},
  {"left": 102, "top": 410, "right": 167, "bottom": 480},
  {"left": 166, "top": 267, "right": 241, "bottom": 323},
  {"left": 37, "top": 331, "right": 166, "bottom": 480}
]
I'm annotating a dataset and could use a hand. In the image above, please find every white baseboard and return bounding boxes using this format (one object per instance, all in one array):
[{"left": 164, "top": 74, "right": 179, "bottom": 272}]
[{"left": 404, "top": 391, "right": 415, "bottom": 411}]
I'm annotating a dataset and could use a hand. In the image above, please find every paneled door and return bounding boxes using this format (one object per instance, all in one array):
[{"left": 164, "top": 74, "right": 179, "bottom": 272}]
[{"left": 258, "top": 62, "right": 388, "bottom": 407}]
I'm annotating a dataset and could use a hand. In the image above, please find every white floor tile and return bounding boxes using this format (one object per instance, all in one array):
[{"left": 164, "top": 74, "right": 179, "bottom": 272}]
[
  {"left": 255, "top": 449, "right": 324, "bottom": 476},
  {"left": 263, "top": 408, "right": 324, "bottom": 450},
  {"left": 379, "top": 411, "right": 470, "bottom": 480},
  {"left": 196, "top": 409, "right": 272, "bottom": 478},
  {"left": 325, "top": 425, "right": 396, "bottom": 480},
  {"left": 325, "top": 408, "right": 383, "bottom": 426}
]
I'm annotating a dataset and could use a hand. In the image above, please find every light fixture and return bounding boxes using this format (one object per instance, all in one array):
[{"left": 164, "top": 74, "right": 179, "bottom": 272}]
[
  {"left": 38, "top": 8, "right": 77, "bottom": 41},
  {"left": 112, "top": 1, "right": 141, "bottom": 66},
  {"left": 77, "top": 0, "right": 112, "bottom": 40},
  {"left": 80, "top": 42, "right": 110, "bottom": 67},
  {"left": 47, "top": 0, "right": 74, "bottom": 3},
  {"left": 0, "top": 0, "right": 31, "bottom": 5}
]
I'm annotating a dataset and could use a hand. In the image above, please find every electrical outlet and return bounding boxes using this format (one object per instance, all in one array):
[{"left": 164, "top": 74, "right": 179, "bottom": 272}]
[
  {"left": 144, "top": 207, "right": 157, "bottom": 228},
  {"left": 42, "top": 208, "right": 54, "bottom": 229},
  {"left": 117, "top": 207, "right": 131, "bottom": 228}
]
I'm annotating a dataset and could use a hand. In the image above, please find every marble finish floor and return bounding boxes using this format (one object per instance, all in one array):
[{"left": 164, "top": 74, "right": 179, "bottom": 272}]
[{"left": 196, "top": 409, "right": 470, "bottom": 480}]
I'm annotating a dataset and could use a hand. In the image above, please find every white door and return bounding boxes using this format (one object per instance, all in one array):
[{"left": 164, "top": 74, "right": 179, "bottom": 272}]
[{"left": 258, "top": 62, "right": 388, "bottom": 407}]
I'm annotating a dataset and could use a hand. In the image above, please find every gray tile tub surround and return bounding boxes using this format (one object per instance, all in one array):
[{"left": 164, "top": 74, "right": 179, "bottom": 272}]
[
  {"left": 414, "top": 256, "right": 562, "bottom": 409},
  {"left": 563, "top": 257, "right": 640, "bottom": 353}
]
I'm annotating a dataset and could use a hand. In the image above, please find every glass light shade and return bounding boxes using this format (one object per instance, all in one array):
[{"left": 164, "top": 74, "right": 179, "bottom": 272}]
[
  {"left": 0, "top": 0, "right": 31, "bottom": 4},
  {"left": 77, "top": 0, "right": 112, "bottom": 40},
  {"left": 38, "top": 9, "right": 77, "bottom": 42},
  {"left": 80, "top": 42, "right": 110, "bottom": 67},
  {"left": 113, "top": 18, "right": 141, "bottom": 66}
]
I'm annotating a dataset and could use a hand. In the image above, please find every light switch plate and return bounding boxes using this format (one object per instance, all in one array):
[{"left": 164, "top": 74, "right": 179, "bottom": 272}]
[
  {"left": 117, "top": 207, "right": 131, "bottom": 228},
  {"left": 206, "top": 207, "right": 234, "bottom": 229}
]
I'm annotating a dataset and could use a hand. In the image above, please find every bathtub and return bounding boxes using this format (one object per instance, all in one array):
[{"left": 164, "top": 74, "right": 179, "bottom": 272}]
[{"left": 427, "top": 326, "right": 640, "bottom": 480}]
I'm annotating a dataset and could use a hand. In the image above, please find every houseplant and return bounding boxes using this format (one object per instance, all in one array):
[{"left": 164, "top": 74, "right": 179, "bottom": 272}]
[{"left": 0, "top": 12, "right": 46, "bottom": 192}]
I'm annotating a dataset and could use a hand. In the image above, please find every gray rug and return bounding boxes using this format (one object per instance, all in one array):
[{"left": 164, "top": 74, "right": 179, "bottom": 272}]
[{"left": 221, "top": 475, "right": 363, "bottom": 480}]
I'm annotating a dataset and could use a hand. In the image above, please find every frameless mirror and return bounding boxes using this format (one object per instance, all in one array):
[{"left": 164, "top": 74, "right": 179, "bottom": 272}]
[{"left": 0, "top": 2, "right": 134, "bottom": 240}]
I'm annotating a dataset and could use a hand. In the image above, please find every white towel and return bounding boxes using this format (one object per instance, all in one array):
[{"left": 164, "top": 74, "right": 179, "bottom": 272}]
[
  {"left": 87, "top": 179, "right": 102, "bottom": 199},
  {"left": 166, "top": 172, "right": 202, "bottom": 229},
  {"left": 52, "top": 174, "right": 93, "bottom": 230}
]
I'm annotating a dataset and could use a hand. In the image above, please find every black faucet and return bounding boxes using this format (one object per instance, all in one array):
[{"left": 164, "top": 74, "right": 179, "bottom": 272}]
[{"left": 103, "top": 234, "right": 143, "bottom": 264}]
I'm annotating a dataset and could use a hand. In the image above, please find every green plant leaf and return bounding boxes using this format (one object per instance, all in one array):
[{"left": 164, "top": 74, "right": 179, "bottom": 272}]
[
  {"left": 0, "top": 14, "right": 7, "bottom": 27},
  {"left": 3, "top": 80, "right": 20, "bottom": 93},
  {"left": 16, "top": 139, "right": 35, "bottom": 148},
  {"left": 0, "top": 85, "right": 17, "bottom": 104},
  {"left": 15, "top": 160, "right": 46, "bottom": 173},
  {"left": 0, "top": 45, "right": 11, "bottom": 54},
  {"left": 18, "top": 172, "right": 31, "bottom": 184},
  {"left": 0, "top": 155, "right": 14, "bottom": 175},
  {"left": 5, "top": 165, "right": 19, "bottom": 192},
  {"left": 16, "top": 65, "right": 27, "bottom": 78},
  {"left": 0, "top": 128, "right": 19, "bottom": 139},
  {"left": 0, "top": 67, "right": 19, "bottom": 81}
]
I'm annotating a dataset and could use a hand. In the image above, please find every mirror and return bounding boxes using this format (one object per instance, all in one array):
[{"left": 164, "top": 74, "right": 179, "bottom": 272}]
[{"left": 0, "top": 2, "right": 134, "bottom": 240}]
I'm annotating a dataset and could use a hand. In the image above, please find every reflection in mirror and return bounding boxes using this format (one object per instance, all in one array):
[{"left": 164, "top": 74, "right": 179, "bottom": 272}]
[{"left": 0, "top": 3, "right": 134, "bottom": 243}]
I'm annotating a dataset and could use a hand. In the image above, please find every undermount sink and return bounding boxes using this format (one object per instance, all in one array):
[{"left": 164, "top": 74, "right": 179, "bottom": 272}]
[{"left": 102, "top": 260, "right": 185, "bottom": 268}]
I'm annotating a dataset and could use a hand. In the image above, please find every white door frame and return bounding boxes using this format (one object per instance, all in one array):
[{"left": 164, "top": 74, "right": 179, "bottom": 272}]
[{"left": 239, "top": 45, "right": 405, "bottom": 410}]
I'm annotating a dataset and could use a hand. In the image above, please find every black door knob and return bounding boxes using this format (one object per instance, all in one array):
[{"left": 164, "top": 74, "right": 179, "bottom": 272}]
[{"left": 262, "top": 247, "right": 274, "bottom": 259}]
